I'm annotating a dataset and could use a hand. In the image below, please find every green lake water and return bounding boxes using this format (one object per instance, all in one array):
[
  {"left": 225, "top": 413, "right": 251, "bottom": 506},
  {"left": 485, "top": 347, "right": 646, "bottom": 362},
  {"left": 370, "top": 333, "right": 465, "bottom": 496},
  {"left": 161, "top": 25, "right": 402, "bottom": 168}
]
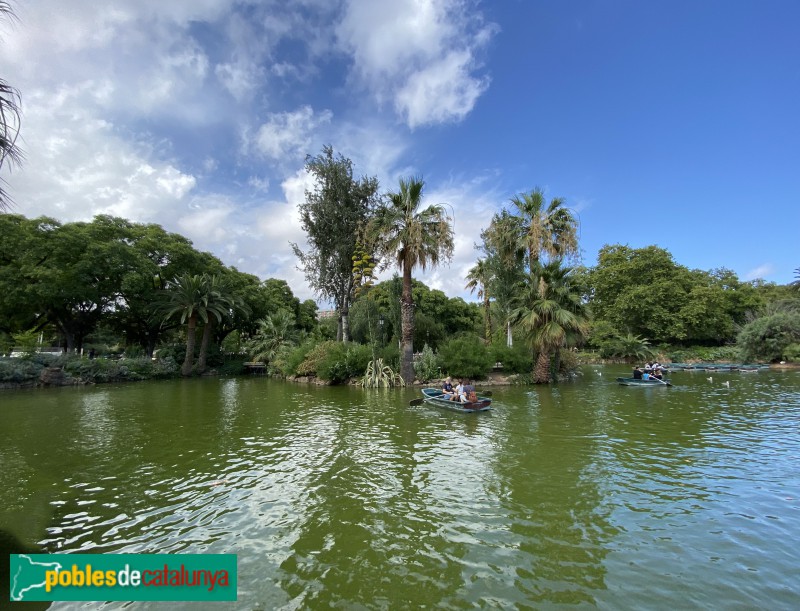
[{"left": 1, "top": 366, "right": 799, "bottom": 609}]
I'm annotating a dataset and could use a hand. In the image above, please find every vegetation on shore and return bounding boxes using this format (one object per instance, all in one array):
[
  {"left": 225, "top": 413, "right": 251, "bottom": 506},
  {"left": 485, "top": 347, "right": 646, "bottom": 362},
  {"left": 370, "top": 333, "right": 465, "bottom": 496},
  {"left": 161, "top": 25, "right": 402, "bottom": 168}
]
[{"left": 1, "top": 145, "right": 798, "bottom": 391}]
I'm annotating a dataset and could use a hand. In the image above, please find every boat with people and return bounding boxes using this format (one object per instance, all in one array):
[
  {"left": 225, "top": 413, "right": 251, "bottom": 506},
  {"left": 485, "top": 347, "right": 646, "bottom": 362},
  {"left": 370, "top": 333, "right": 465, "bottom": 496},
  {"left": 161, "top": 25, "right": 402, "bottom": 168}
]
[
  {"left": 414, "top": 387, "right": 493, "bottom": 412},
  {"left": 616, "top": 377, "right": 672, "bottom": 387}
]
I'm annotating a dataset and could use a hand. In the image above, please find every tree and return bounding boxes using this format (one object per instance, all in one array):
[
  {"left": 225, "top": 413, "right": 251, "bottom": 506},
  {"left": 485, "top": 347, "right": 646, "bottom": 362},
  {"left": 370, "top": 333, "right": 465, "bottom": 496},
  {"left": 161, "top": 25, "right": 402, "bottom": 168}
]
[
  {"left": 161, "top": 274, "right": 229, "bottom": 376},
  {"left": 480, "top": 210, "right": 526, "bottom": 347},
  {"left": 291, "top": 145, "right": 379, "bottom": 342},
  {"left": 0, "top": 1, "right": 22, "bottom": 210},
  {"left": 510, "top": 261, "right": 589, "bottom": 383},
  {"left": 196, "top": 274, "right": 251, "bottom": 374},
  {"left": 368, "top": 177, "right": 454, "bottom": 383},
  {"left": 509, "top": 187, "right": 579, "bottom": 270},
  {"left": 466, "top": 258, "right": 493, "bottom": 343},
  {"left": 247, "top": 310, "right": 299, "bottom": 364}
]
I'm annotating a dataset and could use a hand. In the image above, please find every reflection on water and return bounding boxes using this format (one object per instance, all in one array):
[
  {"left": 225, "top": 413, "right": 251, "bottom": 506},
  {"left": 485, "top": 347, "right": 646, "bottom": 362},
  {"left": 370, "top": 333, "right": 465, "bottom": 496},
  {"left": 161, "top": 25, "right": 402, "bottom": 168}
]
[{"left": 0, "top": 368, "right": 799, "bottom": 609}]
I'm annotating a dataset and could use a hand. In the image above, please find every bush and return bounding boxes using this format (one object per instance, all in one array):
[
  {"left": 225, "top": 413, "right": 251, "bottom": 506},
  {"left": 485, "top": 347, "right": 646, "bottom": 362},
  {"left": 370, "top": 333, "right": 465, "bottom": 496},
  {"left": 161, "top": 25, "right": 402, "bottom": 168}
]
[
  {"left": 438, "top": 335, "right": 493, "bottom": 380},
  {"left": 317, "top": 342, "right": 373, "bottom": 383},
  {"left": 738, "top": 312, "right": 800, "bottom": 362},
  {"left": 0, "top": 358, "right": 43, "bottom": 382},
  {"left": 490, "top": 343, "right": 533, "bottom": 374},
  {"left": 413, "top": 344, "right": 440, "bottom": 382}
]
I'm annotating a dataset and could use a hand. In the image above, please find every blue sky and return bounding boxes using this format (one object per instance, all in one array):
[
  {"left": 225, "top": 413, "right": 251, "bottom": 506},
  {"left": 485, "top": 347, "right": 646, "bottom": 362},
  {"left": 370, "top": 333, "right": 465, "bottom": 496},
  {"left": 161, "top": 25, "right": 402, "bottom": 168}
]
[{"left": 2, "top": 0, "right": 798, "bottom": 303}]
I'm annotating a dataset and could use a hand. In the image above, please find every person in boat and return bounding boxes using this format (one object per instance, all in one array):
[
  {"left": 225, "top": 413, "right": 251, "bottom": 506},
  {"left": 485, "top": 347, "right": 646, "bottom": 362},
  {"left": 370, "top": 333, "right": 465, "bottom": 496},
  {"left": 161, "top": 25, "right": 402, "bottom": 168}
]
[
  {"left": 461, "top": 379, "right": 477, "bottom": 403},
  {"left": 644, "top": 362, "right": 653, "bottom": 372},
  {"left": 642, "top": 371, "right": 651, "bottom": 380},
  {"left": 652, "top": 367, "right": 663, "bottom": 380},
  {"left": 633, "top": 367, "right": 643, "bottom": 380},
  {"left": 450, "top": 379, "right": 464, "bottom": 401},
  {"left": 441, "top": 377, "right": 454, "bottom": 397}
]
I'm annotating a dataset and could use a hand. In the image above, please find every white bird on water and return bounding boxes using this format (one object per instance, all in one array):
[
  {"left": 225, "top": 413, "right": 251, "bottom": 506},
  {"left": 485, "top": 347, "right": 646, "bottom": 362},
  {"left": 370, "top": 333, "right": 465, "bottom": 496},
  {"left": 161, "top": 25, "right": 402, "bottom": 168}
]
[
  {"left": 723, "top": 381, "right": 730, "bottom": 388},
  {"left": 707, "top": 376, "right": 713, "bottom": 382}
]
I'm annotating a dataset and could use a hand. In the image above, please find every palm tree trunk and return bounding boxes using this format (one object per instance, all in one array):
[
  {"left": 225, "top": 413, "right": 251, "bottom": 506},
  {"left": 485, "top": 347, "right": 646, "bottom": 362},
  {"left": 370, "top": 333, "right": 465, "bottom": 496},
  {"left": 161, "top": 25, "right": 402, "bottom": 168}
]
[
  {"left": 400, "top": 262, "right": 415, "bottom": 384},
  {"left": 506, "top": 320, "right": 513, "bottom": 348},
  {"left": 533, "top": 350, "right": 550, "bottom": 384},
  {"left": 182, "top": 314, "right": 197, "bottom": 376},
  {"left": 197, "top": 320, "right": 213, "bottom": 373}
]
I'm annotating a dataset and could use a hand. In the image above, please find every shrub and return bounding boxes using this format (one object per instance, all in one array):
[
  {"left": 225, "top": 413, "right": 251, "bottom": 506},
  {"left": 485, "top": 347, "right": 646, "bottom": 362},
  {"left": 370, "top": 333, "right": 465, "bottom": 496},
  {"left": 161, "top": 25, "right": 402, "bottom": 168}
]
[
  {"left": 413, "top": 344, "right": 440, "bottom": 382},
  {"left": 738, "top": 312, "right": 800, "bottom": 362},
  {"left": 295, "top": 341, "right": 338, "bottom": 377},
  {"left": 361, "top": 358, "right": 405, "bottom": 388},
  {"left": 438, "top": 335, "right": 493, "bottom": 380},
  {"left": 490, "top": 343, "right": 533, "bottom": 374},
  {"left": 279, "top": 341, "right": 316, "bottom": 377},
  {"left": 317, "top": 343, "right": 373, "bottom": 383},
  {"left": 0, "top": 358, "right": 43, "bottom": 382},
  {"left": 783, "top": 343, "right": 800, "bottom": 362}
]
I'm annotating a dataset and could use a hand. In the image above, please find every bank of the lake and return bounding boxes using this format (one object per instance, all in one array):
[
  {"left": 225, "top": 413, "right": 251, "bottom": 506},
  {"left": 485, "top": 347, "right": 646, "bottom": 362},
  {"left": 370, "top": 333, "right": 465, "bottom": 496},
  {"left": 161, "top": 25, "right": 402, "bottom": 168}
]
[{"left": 2, "top": 366, "right": 799, "bottom": 608}]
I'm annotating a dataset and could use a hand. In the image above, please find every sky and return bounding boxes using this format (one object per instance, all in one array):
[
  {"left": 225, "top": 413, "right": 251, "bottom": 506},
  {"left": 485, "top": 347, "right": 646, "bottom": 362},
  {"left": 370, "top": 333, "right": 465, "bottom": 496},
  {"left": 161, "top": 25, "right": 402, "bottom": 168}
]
[{"left": 2, "top": 0, "right": 798, "bottom": 304}]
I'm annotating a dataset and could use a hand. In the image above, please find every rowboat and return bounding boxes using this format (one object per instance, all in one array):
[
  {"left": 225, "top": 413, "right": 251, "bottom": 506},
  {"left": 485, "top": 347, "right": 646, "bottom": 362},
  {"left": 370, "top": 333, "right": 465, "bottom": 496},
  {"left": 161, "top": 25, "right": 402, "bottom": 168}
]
[
  {"left": 418, "top": 387, "right": 492, "bottom": 412},
  {"left": 616, "top": 377, "right": 672, "bottom": 387}
]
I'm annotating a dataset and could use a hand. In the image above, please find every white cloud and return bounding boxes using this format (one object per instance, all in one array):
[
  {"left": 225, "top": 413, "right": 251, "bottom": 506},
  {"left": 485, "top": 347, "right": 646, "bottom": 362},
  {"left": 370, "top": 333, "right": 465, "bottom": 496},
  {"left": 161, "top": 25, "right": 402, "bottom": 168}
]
[
  {"left": 253, "top": 106, "right": 333, "bottom": 161},
  {"left": 395, "top": 50, "right": 489, "bottom": 128},
  {"left": 745, "top": 264, "right": 775, "bottom": 281},
  {"left": 336, "top": 0, "right": 496, "bottom": 127}
]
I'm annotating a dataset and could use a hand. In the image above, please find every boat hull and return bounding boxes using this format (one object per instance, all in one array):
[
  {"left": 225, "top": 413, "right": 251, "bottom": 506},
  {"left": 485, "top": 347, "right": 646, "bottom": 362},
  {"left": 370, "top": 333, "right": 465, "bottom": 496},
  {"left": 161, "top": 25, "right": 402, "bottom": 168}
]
[
  {"left": 616, "top": 377, "right": 672, "bottom": 387},
  {"left": 421, "top": 388, "right": 492, "bottom": 412}
]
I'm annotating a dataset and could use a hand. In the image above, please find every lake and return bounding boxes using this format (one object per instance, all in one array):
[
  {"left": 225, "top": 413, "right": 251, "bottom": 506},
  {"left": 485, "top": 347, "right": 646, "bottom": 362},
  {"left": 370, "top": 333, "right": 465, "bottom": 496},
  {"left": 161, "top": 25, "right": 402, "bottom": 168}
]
[{"left": 1, "top": 366, "right": 799, "bottom": 609}]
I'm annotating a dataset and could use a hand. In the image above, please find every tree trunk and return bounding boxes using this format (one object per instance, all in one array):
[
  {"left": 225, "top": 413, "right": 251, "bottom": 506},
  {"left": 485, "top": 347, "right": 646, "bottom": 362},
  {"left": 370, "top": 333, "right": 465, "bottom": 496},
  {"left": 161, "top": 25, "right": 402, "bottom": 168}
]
[
  {"left": 400, "top": 262, "right": 415, "bottom": 384},
  {"left": 483, "top": 294, "right": 492, "bottom": 342},
  {"left": 341, "top": 302, "right": 350, "bottom": 343},
  {"left": 197, "top": 320, "right": 213, "bottom": 373},
  {"left": 506, "top": 320, "right": 513, "bottom": 348},
  {"left": 533, "top": 350, "right": 551, "bottom": 384},
  {"left": 182, "top": 315, "right": 197, "bottom": 376}
]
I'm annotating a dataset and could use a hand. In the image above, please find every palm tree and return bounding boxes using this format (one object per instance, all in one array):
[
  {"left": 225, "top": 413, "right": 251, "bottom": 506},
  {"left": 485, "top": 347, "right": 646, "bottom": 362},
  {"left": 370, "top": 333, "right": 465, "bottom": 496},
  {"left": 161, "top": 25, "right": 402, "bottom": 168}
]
[
  {"left": 368, "top": 177, "right": 454, "bottom": 383},
  {"left": 161, "top": 274, "right": 229, "bottom": 376},
  {"left": 1, "top": 2, "right": 23, "bottom": 211},
  {"left": 466, "top": 258, "right": 492, "bottom": 343},
  {"left": 247, "top": 309, "right": 299, "bottom": 364},
  {"left": 481, "top": 210, "right": 526, "bottom": 347},
  {"left": 196, "top": 275, "right": 251, "bottom": 373},
  {"left": 510, "top": 260, "right": 589, "bottom": 383},
  {"left": 509, "top": 187, "right": 579, "bottom": 270}
]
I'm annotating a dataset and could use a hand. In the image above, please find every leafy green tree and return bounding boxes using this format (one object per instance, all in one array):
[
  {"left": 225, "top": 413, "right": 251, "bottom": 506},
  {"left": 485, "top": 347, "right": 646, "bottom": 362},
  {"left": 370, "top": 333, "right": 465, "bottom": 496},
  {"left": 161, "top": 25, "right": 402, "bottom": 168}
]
[
  {"left": 466, "top": 258, "right": 493, "bottom": 342},
  {"left": 292, "top": 145, "right": 379, "bottom": 341},
  {"left": 0, "top": 1, "right": 22, "bottom": 210},
  {"left": 511, "top": 261, "right": 589, "bottom": 383},
  {"left": 368, "top": 177, "right": 454, "bottom": 383},
  {"left": 737, "top": 309, "right": 800, "bottom": 362}
]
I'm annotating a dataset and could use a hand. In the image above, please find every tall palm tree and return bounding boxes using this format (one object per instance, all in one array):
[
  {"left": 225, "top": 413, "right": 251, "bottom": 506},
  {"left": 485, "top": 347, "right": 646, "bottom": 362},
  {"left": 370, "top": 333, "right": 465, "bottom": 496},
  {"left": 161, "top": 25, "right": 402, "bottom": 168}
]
[
  {"left": 1, "top": 2, "right": 23, "bottom": 211},
  {"left": 368, "top": 177, "right": 454, "bottom": 383},
  {"left": 161, "top": 274, "right": 229, "bottom": 376},
  {"left": 466, "top": 258, "right": 493, "bottom": 343},
  {"left": 510, "top": 260, "right": 589, "bottom": 383},
  {"left": 509, "top": 187, "right": 579, "bottom": 270}
]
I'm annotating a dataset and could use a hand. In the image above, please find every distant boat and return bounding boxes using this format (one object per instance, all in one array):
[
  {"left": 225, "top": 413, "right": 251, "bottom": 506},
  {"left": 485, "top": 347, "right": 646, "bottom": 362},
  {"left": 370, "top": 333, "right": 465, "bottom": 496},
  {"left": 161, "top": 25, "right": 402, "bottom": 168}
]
[{"left": 616, "top": 377, "right": 672, "bottom": 387}]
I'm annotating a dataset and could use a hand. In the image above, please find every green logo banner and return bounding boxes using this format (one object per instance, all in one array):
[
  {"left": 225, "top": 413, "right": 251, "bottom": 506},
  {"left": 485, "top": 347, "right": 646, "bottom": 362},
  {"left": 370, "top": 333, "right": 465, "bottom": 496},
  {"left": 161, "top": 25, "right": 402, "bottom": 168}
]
[{"left": 9, "top": 553, "right": 237, "bottom": 602}]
